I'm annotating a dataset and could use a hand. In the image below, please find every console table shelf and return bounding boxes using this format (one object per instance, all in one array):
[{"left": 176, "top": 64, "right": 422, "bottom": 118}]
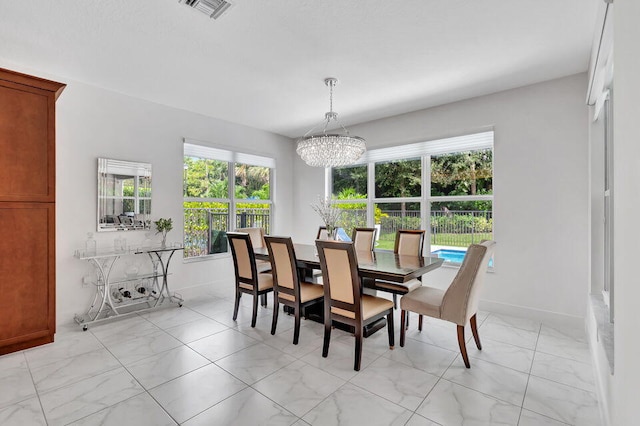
[{"left": 74, "top": 244, "right": 184, "bottom": 330}]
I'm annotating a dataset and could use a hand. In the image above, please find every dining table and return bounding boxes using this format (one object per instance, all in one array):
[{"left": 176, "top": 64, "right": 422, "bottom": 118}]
[{"left": 254, "top": 243, "right": 444, "bottom": 336}]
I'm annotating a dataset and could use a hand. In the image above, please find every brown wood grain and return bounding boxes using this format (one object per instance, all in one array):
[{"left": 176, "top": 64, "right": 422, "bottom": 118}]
[{"left": 0, "top": 67, "right": 63, "bottom": 355}]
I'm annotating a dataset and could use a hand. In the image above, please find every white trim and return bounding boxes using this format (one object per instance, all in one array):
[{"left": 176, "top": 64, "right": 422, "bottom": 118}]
[
  {"left": 184, "top": 140, "right": 276, "bottom": 168},
  {"left": 353, "top": 130, "right": 494, "bottom": 165}
]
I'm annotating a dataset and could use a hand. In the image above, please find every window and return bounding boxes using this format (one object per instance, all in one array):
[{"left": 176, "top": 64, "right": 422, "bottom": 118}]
[
  {"left": 329, "top": 131, "right": 493, "bottom": 264},
  {"left": 183, "top": 142, "right": 274, "bottom": 259}
]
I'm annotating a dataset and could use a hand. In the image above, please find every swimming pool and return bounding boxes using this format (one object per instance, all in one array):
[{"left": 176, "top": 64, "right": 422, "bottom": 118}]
[{"left": 431, "top": 249, "right": 493, "bottom": 267}]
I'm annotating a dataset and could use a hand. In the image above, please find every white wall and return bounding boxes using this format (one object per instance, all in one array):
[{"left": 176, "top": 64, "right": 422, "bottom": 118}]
[
  {"left": 45, "top": 78, "right": 294, "bottom": 325},
  {"left": 294, "top": 74, "right": 590, "bottom": 323},
  {"left": 611, "top": 1, "right": 640, "bottom": 424}
]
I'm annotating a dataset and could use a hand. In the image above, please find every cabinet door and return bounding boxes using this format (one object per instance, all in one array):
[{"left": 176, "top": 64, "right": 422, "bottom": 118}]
[
  {"left": 0, "top": 202, "right": 55, "bottom": 354},
  {"left": 0, "top": 81, "right": 55, "bottom": 202}
]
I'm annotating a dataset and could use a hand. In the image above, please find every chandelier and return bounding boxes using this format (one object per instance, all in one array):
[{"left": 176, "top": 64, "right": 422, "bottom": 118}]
[{"left": 296, "top": 78, "right": 366, "bottom": 167}]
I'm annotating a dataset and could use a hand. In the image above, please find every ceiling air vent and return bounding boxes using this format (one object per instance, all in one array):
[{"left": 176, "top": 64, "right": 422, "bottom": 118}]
[{"left": 179, "top": 0, "right": 233, "bottom": 19}]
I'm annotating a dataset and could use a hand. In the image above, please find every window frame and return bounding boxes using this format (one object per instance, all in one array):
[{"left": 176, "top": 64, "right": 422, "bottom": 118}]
[
  {"left": 328, "top": 131, "right": 494, "bottom": 266},
  {"left": 183, "top": 141, "right": 274, "bottom": 260}
]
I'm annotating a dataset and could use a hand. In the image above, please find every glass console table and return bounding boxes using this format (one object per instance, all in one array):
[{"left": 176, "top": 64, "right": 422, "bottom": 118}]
[{"left": 73, "top": 244, "right": 184, "bottom": 330}]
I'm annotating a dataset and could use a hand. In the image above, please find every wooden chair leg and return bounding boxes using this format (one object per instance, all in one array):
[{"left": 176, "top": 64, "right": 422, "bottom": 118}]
[
  {"left": 293, "top": 307, "right": 301, "bottom": 345},
  {"left": 418, "top": 315, "right": 423, "bottom": 331},
  {"left": 260, "top": 293, "right": 267, "bottom": 307},
  {"left": 457, "top": 325, "right": 471, "bottom": 368},
  {"left": 470, "top": 314, "right": 482, "bottom": 350},
  {"left": 354, "top": 326, "right": 363, "bottom": 371},
  {"left": 322, "top": 320, "right": 332, "bottom": 358},
  {"left": 270, "top": 299, "right": 279, "bottom": 335},
  {"left": 405, "top": 311, "right": 410, "bottom": 330},
  {"left": 232, "top": 290, "right": 241, "bottom": 321},
  {"left": 387, "top": 311, "right": 395, "bottom": 349},
  {"left": 400, "top": 310, "right": 406, "bottom": 347},
  {"left": 251, "top": 295, "right": 259, "bottom": 328},
  {"left": 393, "top": 294, "right": 397, "bottom": 309}
]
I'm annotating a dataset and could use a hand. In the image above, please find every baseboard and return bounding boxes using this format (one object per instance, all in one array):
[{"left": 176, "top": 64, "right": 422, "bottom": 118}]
[{"left": 479, "top": 299, "right": 585, "bottom": 329}]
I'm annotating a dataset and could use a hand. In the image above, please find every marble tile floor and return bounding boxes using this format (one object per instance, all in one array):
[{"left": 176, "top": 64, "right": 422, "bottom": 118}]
[{"left": 0, "top": 293, "right": 602, "bottom": 426}]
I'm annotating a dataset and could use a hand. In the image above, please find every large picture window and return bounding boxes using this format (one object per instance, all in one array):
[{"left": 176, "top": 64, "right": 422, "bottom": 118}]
[
  {"left": 330, "top": 131, "right": 493, "bottom": 264},
  {"left": 183, "top": 142, "right": 274, "bottom": 259}
]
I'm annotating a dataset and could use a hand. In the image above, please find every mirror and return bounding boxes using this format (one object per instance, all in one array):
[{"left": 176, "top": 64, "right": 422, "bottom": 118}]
[{"left": 98, "top": 158, "right": 152, "bottom": 232}]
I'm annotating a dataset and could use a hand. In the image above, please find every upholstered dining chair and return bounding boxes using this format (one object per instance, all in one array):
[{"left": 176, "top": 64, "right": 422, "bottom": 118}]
[
  {"left": 352, "top": 227, "right": 377, "bottom": 252},
  {"left": 315, "top": 240, "right": 395, "bottom": 371},
  {"left": 316, "top": 226, "right": 329, "bottom": 240},
  {"left": 364, "top": 229, "right": 426, "bottom": 309},
  {"left": 227, "top": 232, "right": 274, "bottom": 327},
  {"left": 399, "top": 240, "right": 496, "bottom": 368},
  {"left": 264, "top": 236, "right": 324, "bottom": 344},
  {"left": 235, "top": 227, "right": 271, "bottom": 273}
]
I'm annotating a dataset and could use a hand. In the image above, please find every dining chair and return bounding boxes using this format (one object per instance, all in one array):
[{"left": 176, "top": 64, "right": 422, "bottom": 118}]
[
  {"left": 235, "top": 227, "right": 271, "bottom": 273},
  {"left": 315, "top": 240, "right": 395, "bottom": 371},
  {"left": 364, "top": 229, "right": 426, "bottom": 309},
  {"left": 352, "top": 227, "right": 376, "bottom": 252},
  {"left": 316, "top": 226, "right": 329, "bottom": 240},
  {"left": 227, "top": 232, "right": 274, "bottom": 327},
  {"left": 399, "top": 240, "right": 496, "bottom": 368},
  {"left": 264, "top": 236, "right": 324, "bottom": 344}
]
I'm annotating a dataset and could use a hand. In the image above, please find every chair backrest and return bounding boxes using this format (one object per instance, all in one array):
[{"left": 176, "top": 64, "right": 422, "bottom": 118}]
[
  {"left": 315, "top": 240, "right": 362, "bottom": 320},
  {"left": 235, "top": 227, "right": 266, "bottom": 248},
  {"left": 441, "top": 240, "right": 496, "bottom": 325},
  {"left": 394, "top": 229, "right": 425, "bottom": 257},
  {"left": 264, "top": 236, "right": 300, "bottom": 302},
  {"left": 227, "top": 232, "right": 258, "bottom": 284},
  {"left": 316, "top": 226, "right": 329, "bottom": 240},
  {"left": 352, "top": 227, "right": 376, "bottom": 252}
]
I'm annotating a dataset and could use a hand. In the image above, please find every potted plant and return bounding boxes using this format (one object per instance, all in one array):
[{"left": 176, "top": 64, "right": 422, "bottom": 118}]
[{"left": 154, "top": 218, "right": 173, "bottom": 247}]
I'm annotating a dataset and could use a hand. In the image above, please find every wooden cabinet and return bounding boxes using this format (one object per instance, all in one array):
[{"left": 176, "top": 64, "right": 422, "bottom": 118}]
[{"left": 0, "top": 68, "right": 65, "bottom": 355}]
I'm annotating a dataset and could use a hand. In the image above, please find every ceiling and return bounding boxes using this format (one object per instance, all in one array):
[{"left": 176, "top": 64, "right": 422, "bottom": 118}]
[{"left": 0, "top": 0, "right": 598, "bottom": 138}]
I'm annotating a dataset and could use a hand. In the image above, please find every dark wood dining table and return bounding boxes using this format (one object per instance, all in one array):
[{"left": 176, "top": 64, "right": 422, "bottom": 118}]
[
  {"left": 254, "top": 243, "right": 444, "bottom": 336},
  {"left": 254, "top": 243, "right": 444, "bottom": 283}
]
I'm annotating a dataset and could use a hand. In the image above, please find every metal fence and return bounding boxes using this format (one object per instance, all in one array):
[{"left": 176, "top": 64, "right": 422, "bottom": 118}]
[
  {"left": 183, "top": 208, "right": 270, "bottom": 258},
  {"left": 184, "top": 207, "right": 491, "bottom": 256},
  {"left": 430, "top": 210, "right": 493, "bottom": 246}
]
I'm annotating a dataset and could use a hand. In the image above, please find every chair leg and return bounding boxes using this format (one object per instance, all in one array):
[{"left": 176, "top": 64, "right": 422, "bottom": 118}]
[
  {"left": 393, "top": 294, "right": 397, "bottom": 309},
  {"left": 470, "top": 314, "right": 482, "bottom": 350},
  {"left": 251, "top": 294, "right": 259, "bottom": 328},
  {"left": 400, "top": 310, "right": 406, "bottom": 347},
  {"left": 405, "top": 311, "right": 410, "bottom": 330},
  {"left": 322, "top": 320, "right": 332, "bottom": 358},
  {"left": 457, "top": 325, "right": 471, "bottom": 368},
  {"left": 354, "top": 326, "right": 363, "bottom": 371},
  {"left": 261, "top": 293, "right": 267, "bottom": 307},
  {"left": 387, "top": 311, "right": 395, "bottom": 349},
  {"left": 233, "top": 290, "right": 241, "bottom": 321},
  {"left": 418, "top": 315, "right": 423, "bottom": 331},
  {"left": 293, "top": 307, "right": 301, "bottom": 345},
  {"left": 271, "top": 299, "right": 279, "bottom": 335}
]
